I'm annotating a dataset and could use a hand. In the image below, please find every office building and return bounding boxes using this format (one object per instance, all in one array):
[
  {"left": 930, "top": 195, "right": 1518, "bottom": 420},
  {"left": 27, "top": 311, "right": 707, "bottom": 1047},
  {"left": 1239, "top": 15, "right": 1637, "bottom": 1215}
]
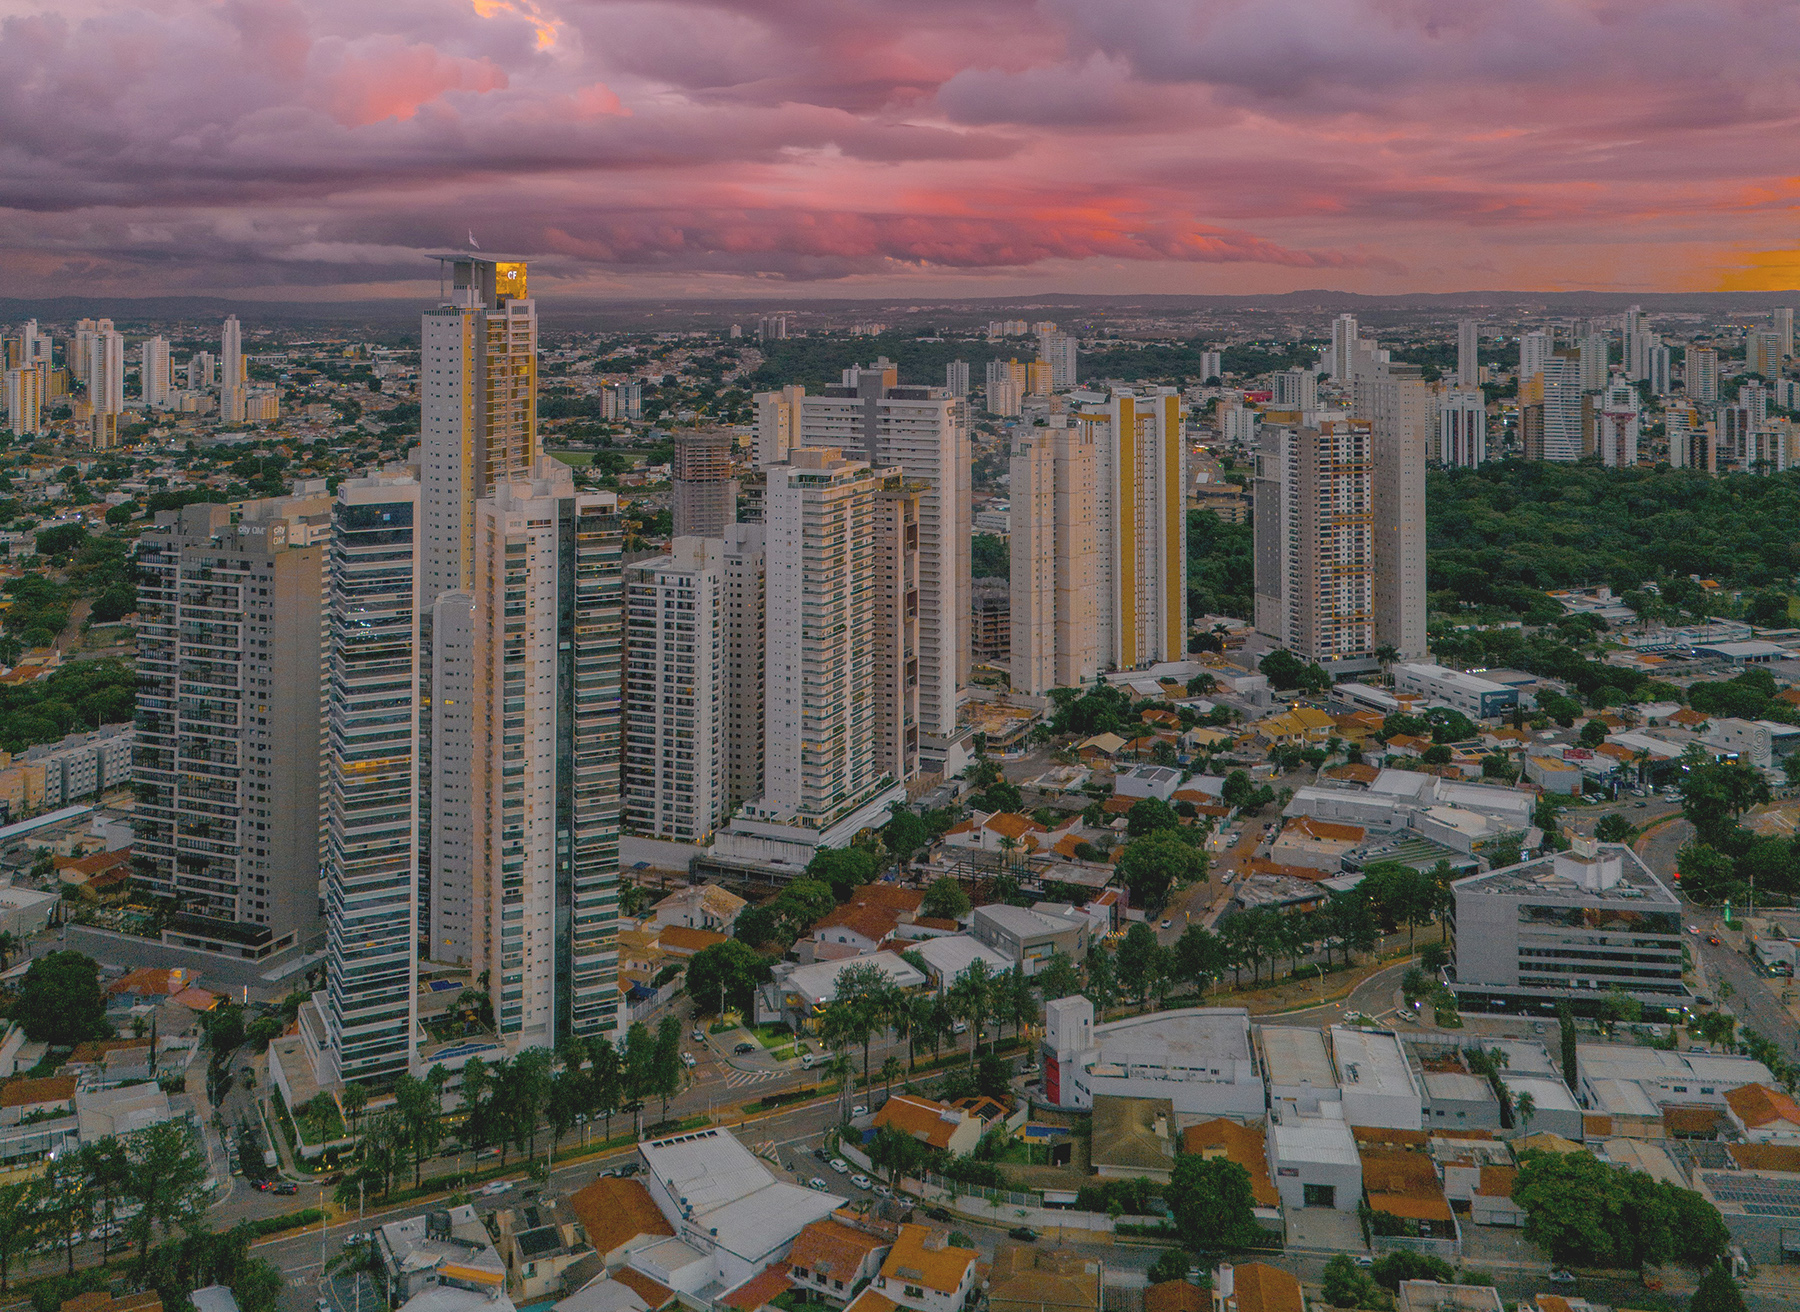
[
  {"left": 670, "top": 428, "right": 736, "bottom": 538},
  {"left": 323, "top": 472, "right": 423, "bottom": 1086},
  {"left": 754, "top": 384, "right": 804, "bottom": 467},
  {"left": 872, "top": 478, "right": 923, "bottom": 783},
  {"left": 5, "top": 365, "right": 44, "bottom": 436},
  {"left": 140, "top": 337, "right": 172, "bottom": 408},
  {"left": 745, "top": 449, "right": 895, "bottom": 831},
  {"left": 220, "top": 315, "right": 245, "bottom": 423},
  {"left": 625, "top": 537, "right": 726, "bottom": 844},
  {"left": 1518, "top": 330, "right": 1553, "bottom": 382},
  {"left": 1272, "top": 369, "right": 1317, "bottom": 410},
  {"left": 133, "top": 493, "right": 332, "bottom": 961},
  {"left": 1330, "top": 314, "right": 1359, "bottom": 379},
  {"left": 1039, "top": 332, "right": 1078, "bottom": 388},
  {"left": 1450, "top": 840, "right": 1688, "bottom": 1017},
  {"left": 1687, "top": 346, "right": 1720, "bottom": 402},
  {"left": 419, "top": 256, "right": 539, "bottom": 952},
  {"left": 944, "top": 360, "right": 970, "bottom": 397},
  {"left": 1593, "top": 379, "right": 1640, "bottom": 467},
  {"left": 1253, "top": 418, "right": 1374, "bottom": 664},
  {"left": 1438, "top": 389, "right": 1486, "bottom": 468},
  {"left": 798, "top": 362, "right": 969, "bottom": 741},
  {"left": 470, "top": 466, "right": 624, "bottom": 1051},
  {"left": 1007, "top": 417, "right": 1099, "bottom": 695},
  {"left": 721, "top": 522, "right": 766, "bottom": 811},
  {"left": 1456, "top": 319, "right": 1480, "bottom": 387},
  {"left": 1370, "top": 365, "right": 1428, "bottom": 659}
]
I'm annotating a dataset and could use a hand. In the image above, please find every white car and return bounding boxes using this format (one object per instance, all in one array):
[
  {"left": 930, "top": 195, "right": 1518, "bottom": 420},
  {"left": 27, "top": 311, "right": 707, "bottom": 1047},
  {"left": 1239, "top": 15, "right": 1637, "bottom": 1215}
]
[
  {"left": 809, "top": 1177, "right": 828, "bottom": 1191},
  {"left": 829, "top": 1157, "right": 850, "bottom": 1173},
  {"left": 479, "top": 1180, "right": 513, "bottom": 1197},
  {"left": 1688, "top": 924, "right": 1702, "bottom": 935},
  {"left": 874, "top": 1183, "right": 893, "bottom": 1198},
  {"left": 851, "top": 1104, "right": 868, "bottom": 1115},
  {"left": 682, "top": 1052, "right": 697, "bottom": 1068},
  {"left": 850, "top": 1173, "right": 873, "bottom": 1189}
]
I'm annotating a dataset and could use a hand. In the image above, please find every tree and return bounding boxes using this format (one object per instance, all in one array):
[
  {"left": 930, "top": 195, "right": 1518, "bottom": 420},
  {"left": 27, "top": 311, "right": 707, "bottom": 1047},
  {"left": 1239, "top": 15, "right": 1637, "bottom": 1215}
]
[
  {"left": 1677, "top": 842, "right": 1737, "bottom": 905},
  {"left": 1126, "top": 797, "right": 1181, "bottom": 837},
  {"left": 1690, "top": 1263, "right": 1747, "bottom": 1312},
  {"left": 1083, "top": 943, "right": 1118, "bottom": 1012},
  {"left": 0, "top": 1180, "right": 32, "bottom": 1291},
  {"left": 1580, "top": 718, "right": 1609, "bottom": 748},
  {"left": 973, "top": 780, "right": 1024, "bottom": 814},
  {"left": 1165, "top": 1155, "right": 1261, "bottom": 1251},
  {"left": 393, "top": 1073, "right": 444, "bottom": 1186},
  {"left": 1599, "top": 985, "right": 1643, "bottom": 1034},
  {"left": 1513, "top": 1090, "right": 1537, "bottom": 1134},
  {"left": 1116, "top": 830, "right": 1206, "bottom": 908},
  {"left": 13, "top": 950, "right": 110, "bottom": 1045},
  {"left": 948, "top": 958, "right": 996, "bottom": 1067},
  {"left": 1513, "top": 1148, "right": 1728, "bottom": 1269},
  {"left": 921, "top": 876, "right": 972, "bottom": 922},
  {"left": 882, "top": 807, "right": 929, "bottom": 866},
  {"left": 1220, "top": 770, "right": 1256, "bottom": 810},
  {"left": 1596, "top": 813, "right": 1633, "bottom": 843},
  {"left": 1147, "top": 1250, "right": 1191, "bottom": 1286},
  {"left": 1115, "top": 923, "right": 1168, "bottom": 1004},
  {"left": 1370, "top": 1251, "right": 1455, "bottom": 1291},
  {"left": 1259, "top": 649, "right": 1307, "bottom": 690},
  {"left": 123, "top": 1121, "right": 210, "bottom": 1274},
  {"left": 588, "top": 1035, "right": 623, "bottom": 1144},
  {"left": 805, "top": 846, "right": 881, "bottom": 899},
  {"left": 1559, "top": 1002, "right": 1579, "bottom": 1093},
  {"left": 40, "top": 1151, "right": 95, "bottom": 1275},
  {"left": 1681, "top": 759, "right": 1771, "bottom": 847},
  {"left": 342, "top": 1082, "right": 370, "bottom": 1135},
  {"left": 1320, "top": 1255, "right": 1382, "bottom": 1309},
  {"left": 686, "top": 939, "right": 774, "bottom": 1016},
  {"left": 867, "top": 1124, "right": 930, "bottom": 1188},
  {"left": 299, "top": 1092, "right": 339, "bottom": 1147},
  {"left": 1037, "top": 951, "right": 1081, "bottom": 1001}
]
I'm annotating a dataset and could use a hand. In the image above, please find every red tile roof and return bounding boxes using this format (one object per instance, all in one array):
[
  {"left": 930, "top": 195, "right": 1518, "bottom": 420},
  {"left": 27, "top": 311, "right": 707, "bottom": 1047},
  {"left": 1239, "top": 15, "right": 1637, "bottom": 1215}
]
[
  {"left": 719, "top": 1264, "right": 792, "bottom": 1311},
  {"left": 1725, "top": 1082, "right": 1800, "bottom": 1130}
]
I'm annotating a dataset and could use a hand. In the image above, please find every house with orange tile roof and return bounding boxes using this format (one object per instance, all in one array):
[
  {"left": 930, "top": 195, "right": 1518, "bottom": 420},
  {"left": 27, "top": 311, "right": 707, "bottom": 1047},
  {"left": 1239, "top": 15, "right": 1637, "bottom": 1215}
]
[
  {"left": 1384, "top": 734, "right": 1434, "bottom": 759},
  {"left": 987, "top": 1246, "right": 1100, "bottom": 1312},
  {"left": 1724, "top": 1083, "right": 1800, "bottom": 1144},
  {"left": 805, "top": 886, "right": 927, "bottom": 962},
  {"left": 609, "top": 1266, "right": 678, "bottom": 1310},
  {"left": 657, "top": 925, "right": 728, "bottom": 959},
  {"left": 0, "top": 1074, "right": 76, "bottom": 1126},
  {"left": 1669, "top": 708, "right": 1710, "bottom": 728},
  {"left": 785, "top": 1219, "right": 891, "bottom": 1303},
  {"left": 1210, "top": 1263, "right": 1303, "bottom": 1312},
  {"left": 872, "top": 1225, "right": 978, "bottom": 1312},
  {"left": 1321, "top": 761, "right": 1382, "bottom": 785},
  {"left": 717, "top": 1264, "right": 793, "bottom": 1312},
  {"left": 568, "top": 1177, "right": 676, "bottom": 1268},
  {"left": 869, "top": 1093, "right": 982, "bottom": 1156},
  {"left": 105, "top": 966, "right": 198, "bottom": 999},
  {"left": 1144, "top": 1282, "right": 1205, "bottom": 1312},
  {"left": 1358, "top": 1146, "right": 1458, "bottom": 1241},
  {"left": 1181, "top": 1119, "right": 1279, "bottom": 1211},
  {"left": 56, "top": 847, "right": 132, "bottom": 888},
  {"left": 1470, "top": 1164, "right": 1524, "bottom": 1227},
  {"left": 943, "top": 811, "right": 1049, "bottom": 858}
]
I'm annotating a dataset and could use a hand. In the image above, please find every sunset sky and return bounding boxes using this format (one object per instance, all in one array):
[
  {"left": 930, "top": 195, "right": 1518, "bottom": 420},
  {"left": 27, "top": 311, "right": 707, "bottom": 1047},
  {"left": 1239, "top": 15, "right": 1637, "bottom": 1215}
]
[{"left": 5, "top": 0, "right": 1800, "bottom": 301}]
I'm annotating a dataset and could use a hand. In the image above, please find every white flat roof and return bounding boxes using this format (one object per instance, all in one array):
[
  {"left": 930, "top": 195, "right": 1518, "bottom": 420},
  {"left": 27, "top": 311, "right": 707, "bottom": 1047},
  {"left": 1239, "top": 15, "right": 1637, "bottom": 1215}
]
[
  {"left": 776, "top": 952, "right": 927, "bottom": 1006},
  {"left": 1586, "top": 1078, "right": 1660, "bottom": 1118},
  {"left": 1578, "top": 1045, "right": 1772, "bottom": 1087},
  {"left": 639, "top": 1128, "right": 843, "bottom": 1261},
  {"left": 1422, "top": 1072, "right": 1492, "bottom": 1103},
  {"left": 1499, "top": 1073, "right": 1580, "bottom": 1114},
  {"left": 911, "top": 934, "right": 1014, "bottom": 983},
  {"left": 1330, "top": 1027, "right": 1421, "bottom": 1101},
  {"left": 1270, "top": 1115, "right": 1361, "bottom": 1167},
  {"left": 1261, "top": 1027, "right": 1337, "bottom": 1090},
  {"left": 1093, "top": 1008, "right": 1252, "bottom": 1066}
]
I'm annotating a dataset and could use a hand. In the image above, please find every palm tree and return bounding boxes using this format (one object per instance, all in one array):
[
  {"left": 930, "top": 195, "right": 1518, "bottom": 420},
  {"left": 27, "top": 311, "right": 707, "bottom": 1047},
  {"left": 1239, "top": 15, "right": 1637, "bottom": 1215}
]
[
  {"left": 1513, "top": 1090, "right": 1537, "bottom": 1135},
  {"left": 879, "top": 1056, "right": 903, "bottom": 1105},
  {"left": 1375, "top": 645, "right": 1400, "bottom": 686},
  {"left": 0, "top": 931, "right": 18, "bottom": 971},
  {"left": 828, "top": 1051, "right": 854, "bottom": 1123},
  {"left": 948, "top": 960, "right": 995, "bottom": 1068},
  {"left": 341, "top": 1081, "right": 369, "bottom": 1136}
]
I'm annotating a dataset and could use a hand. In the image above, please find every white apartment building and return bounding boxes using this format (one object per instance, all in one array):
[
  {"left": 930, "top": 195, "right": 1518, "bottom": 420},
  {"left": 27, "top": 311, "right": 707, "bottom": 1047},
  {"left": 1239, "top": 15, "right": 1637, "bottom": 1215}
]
[
  {"left": 1008, "top": 416, "right": 1100, "bottom": 695},
  {"left": 88, "top": 328, "right": 124, "bottom": 416},
  {"left": 1519, "top": 330, "right": 1553, "bottom": 381},
  {"left": 722, "top": 522, "right": 766, "bottom": 811},
  {"left": 1438, "top": 389, "right": 1486, "bottom": 467},
  {"left": 625, "top": 538, "right": 726, "bottom": 844},
  {"left": 1254, "top": 418, "right": 1374, "bottom": 664},
  {"left": 219, "top": 315, "right": 245, "bottom": 423},
  {"left": 1039, "top": 332, "right": 1078, "bottom": 388},
  {"left": 471, "top": 466, "right": 624, "bottom": 1052},
  {"left": 419, "top": 257, "right": 539, "bottom": 955},
  {"left": 140, "top": 337, "right": 172, "bottom": 408},
  {"left": 324, "top": 472, "right": 422, "bottom": 1087},
  {"left": 798, "top": 362, "right": 969, "bottom": 742},
  {"left": 1531, "top": 352, "right": 1584, "bottom": 462},
  {"left": 428, "top": 591, "right": 474, "bottom": 965},
  {"left": 134, "top": 495, "right": 332, "bottom": 962},
  {"left": 748, "top": 449, "right": 895, "bottom": 831},
  {"left": 1579, "top": 332, "right": 1610, "bottom": 392},
  {"left": 1272, "top": 369, "right": 1317, "bottom": 410},
  {"left": 1330, "top": 314, "right": 1359, "bottom": 379},
  {"left": 1457, "top": 319, "right": 1481, "bottom": 387},
  {"left": 755, "top": 384, "right": 804, "bottom": 467},
  {"left": 1688, "top": 347, "right": 1720, "bottom": 403}
]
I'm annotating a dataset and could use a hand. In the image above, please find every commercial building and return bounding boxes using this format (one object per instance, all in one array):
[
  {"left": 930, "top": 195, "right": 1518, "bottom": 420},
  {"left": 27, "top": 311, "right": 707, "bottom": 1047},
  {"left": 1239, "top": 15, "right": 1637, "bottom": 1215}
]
[
  {"left": 1330, "top": 1027, "right": 1424, "bottom": 1130},
  {"left": 1260, "top": 1025, "right": 1340, "bottom": 1119},
  {"left": 471, "top": 467, "right": 625, "bottom": 1052},
  {"left": 670, "top": 428, "right": 736, "bottom": 538},
  {"left": 970, "top": 903, "right": 1089, "bottom": 974},
  {"left": 133, "top": 494, "right": 332, "bottom": 960},
  {"left": 323, "top": 472, "right": 423, "bottom": 1087},
  {"left": 1392, "top": 664, "right": 1518, "bottom": 719},
  {"left": 1266, "top": 1107, "right": 1362, "bottom": 1211},
  {"left": 637, "top": 1127, "right": 844, "bottom": 1293},
  {"left": 1041, "top": 999, "right": 1263, "bottom": 1116},
  {"left": 799, "top": 362, "right": 969, "bottom": 741},
  {"left": 625, "top": 538, "right": 726, "bottom": 843},
  {"left": 1449, "top": 841, "right": 1688, "bottom": 1018},
  {"left": 1253, "top": 418, "right": 1374, "bottom": 664}
]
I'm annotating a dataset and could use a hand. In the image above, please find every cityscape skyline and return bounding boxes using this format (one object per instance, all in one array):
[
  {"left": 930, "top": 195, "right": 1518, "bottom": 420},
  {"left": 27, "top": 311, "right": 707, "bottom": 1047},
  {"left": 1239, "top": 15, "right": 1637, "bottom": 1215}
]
[{"left": 7, "top": 3, "right": 1800, "bottom": 302}]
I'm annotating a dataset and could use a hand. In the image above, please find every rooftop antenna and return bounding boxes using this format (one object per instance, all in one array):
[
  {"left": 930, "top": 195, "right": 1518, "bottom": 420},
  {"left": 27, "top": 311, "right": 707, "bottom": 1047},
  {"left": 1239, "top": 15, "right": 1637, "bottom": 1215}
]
[{"left": 469, "top": 231, "right": 481, "bottom": 250}]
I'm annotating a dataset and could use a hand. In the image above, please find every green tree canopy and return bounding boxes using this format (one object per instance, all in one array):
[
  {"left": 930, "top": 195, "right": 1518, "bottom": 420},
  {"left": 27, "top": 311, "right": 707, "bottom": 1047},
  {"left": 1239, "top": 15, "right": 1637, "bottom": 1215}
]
[
  {"left": 685, "top": 940, "right": 774, "bottom": 1016},
  {"left": 1165, "top": 1155, "right": 1262, "bottom": 1251},
  {"left": 1116, "top": 830, "right": 1206, "bottom": 908},
  {"left": 920, "top": 876, "right": 972, "bottom": 922},
  {"left": 14, "top": 950, "right": 110, "bottom": 1045}
]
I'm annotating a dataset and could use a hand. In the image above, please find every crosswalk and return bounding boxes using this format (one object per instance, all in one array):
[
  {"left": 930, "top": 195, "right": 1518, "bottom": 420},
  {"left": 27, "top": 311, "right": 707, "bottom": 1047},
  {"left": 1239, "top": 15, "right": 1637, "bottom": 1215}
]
[{"left": 723, "top": 1068, "right": 781, "bottom": 1089}]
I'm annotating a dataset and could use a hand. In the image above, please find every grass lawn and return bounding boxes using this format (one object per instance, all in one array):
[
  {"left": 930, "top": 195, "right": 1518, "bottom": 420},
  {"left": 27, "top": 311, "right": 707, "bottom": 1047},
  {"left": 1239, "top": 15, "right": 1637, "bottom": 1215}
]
[
  {"left": 546, "top": 448, "right": 594, "bottom": 467},
  {"left": 752, "top": 1023, "right": 794, "bottom": 1050},
  {"left": 768, "top": 1045, "right": 798, "bottom": 1062}
]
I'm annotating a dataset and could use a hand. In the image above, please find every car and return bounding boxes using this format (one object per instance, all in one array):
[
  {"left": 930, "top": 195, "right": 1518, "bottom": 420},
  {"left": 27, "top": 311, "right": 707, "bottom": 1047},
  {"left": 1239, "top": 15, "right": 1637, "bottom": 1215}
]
[
  {"left": 734, "top": 1042, "right": 757, "bottom": 1055},
  {"left": 1350, "top": 1256, "right": 1374, "bottom": 1269},
  {"left": 1159, "top": 919, "right": 1171, "bottom": 929},
  {"left": 1531, "top": 1022, "right": 1546, "bottom": 1034},
  {"left": 318, "top": 1300, "right": 333, "bottom": 1312},
  {"left": 254, "top": 1179, "right": 272, "bottom": 1191},
  {"left": 1687, "top": 924, "right": 1702, "bottom": 935},
  {"left": 682, "top": 1052, "right": 697, "bottom": 1067},
  {"left": 874, "top": 1184, "right": 893, "bottom": 1198},
  {"left": 272, "top": 1181, "right": 298, "bottom": 1195},
  {"left": 692, "top": 1027, "right": 705, "bottom": 1042},
  {"left": 813, "top": 1147, "right": 831, "bottom": 1162},
  {"left": 479, "top": 1181, "right": 513, "bottom": 1197},
  {"left": 1548, "top": 1271, "right": 1575, "bottom": 1286},
  {"left": 475, "top": 1146, "right": 502, "bottom": 1160},
  {"left": 1008, "top": 1227, "right": 1038, "bottom": 1242},
  {"left": 951, "top": 1021, "right": 967, "bottom": 1035},
  {"left": 1708, "top": 933, "right": 1722, "bottom": 944},
  {"left": 801, "top": 1053, "right": 815, "bottom": 1069},
  {"left": 850, "top": 1174, "right": 873, "bottom": 1189},
  {"left": 830, "top": 1158, "right": 850, "bottom": 1173},
  {"left": 1635, "top": 800, "right": 1648, "bottom": 808},
  {"left": 344, "top": 1232, "right": 371, "bottom": 1247},
  {"left": 851, "top": 1104, "right": 868, "bottom": 1116},
  {"left": 809, "top": 1177, "right": 828, "bottom": 1191},
  {"left": 924, "top": 1206, "right": 953, "bottom": 1222}
]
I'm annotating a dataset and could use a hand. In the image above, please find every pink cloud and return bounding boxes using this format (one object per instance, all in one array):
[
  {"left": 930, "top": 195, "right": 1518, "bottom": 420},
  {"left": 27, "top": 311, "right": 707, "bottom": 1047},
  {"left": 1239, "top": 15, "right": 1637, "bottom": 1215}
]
[{"left": 2, "top": 0, "right": 1799, "bottom": 295}]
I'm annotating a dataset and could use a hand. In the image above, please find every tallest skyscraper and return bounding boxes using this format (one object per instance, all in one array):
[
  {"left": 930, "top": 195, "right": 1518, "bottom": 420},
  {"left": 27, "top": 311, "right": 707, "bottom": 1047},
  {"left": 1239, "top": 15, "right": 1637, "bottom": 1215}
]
[{"left": 420, "top": 258, "right": 540, "bottom": 965}]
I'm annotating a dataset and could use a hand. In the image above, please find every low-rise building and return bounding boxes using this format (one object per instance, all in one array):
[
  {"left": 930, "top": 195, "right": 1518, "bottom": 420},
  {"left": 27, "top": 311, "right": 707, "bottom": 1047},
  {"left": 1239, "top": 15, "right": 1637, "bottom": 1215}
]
[
  {"left": 1522, "top": 755, "right": 1581, "bottom": 795},
  {"left": 1496, "top": 1073, "right": 1583, "bottom": 1141},
  {"left": 492, "top": 1203, "right": 587, "bottom": 1300},
  {"left": 377, "top": 1205, "right": 511, "bottom": 1312},
  {"left": 868, "top": 1094, "right": 983, "bottom": 1157},
  {"left": 649, "top": 885, "right": 746, "bottom": 935},
  {"left": 986, "top": 1246, "right": 1100, "bottom": 1312},
  {"left": 1268, "top": 819, "right": 1364, "bottom": 871},
  {"left": 1042, "top": 999, "right": 1263, "bottom": 1117},
  {"left": 755, "top": 953, "right": 928, "bottom": 1030},
  {"left": 1691, "top": 1163, "right": 1800, "bottom": 1266},
  {"left": 1394, "top": 1282, "right": 1503, "bottom": 1312},
  {"left": 1724, "top": 1083, "right": 1800, "bottom": 1144},
  {"left": 1393, "top": 665, "right": 1518, "bottom": 720},
  {"left": 805, "top": 887, "right": 928, "bottom": 962},
  {"left": 1331, "top": 1028, "right": 1424, "bottom": 1131},
  {"left": 1089, "top": 1095, "right": 1176, "bottom": 1182},
  {"left": 568, "top": 1177, "right": 675, "bottom": 1269},
  {"left": 970, "top": 904, "right": 1089, "bottom": 975},
  {"left": 1210, "top": 1264, "right": 1303, "bottom": 1312},
  {"left": 871, "top": 1225, "right": 978, "bottom": 1312},
  {"left": 1113, "top": 765, "right": 1183, "bottom": 802},
  {"left": 1359, "top": 1145, "right": 1459, "bottom": 1252},
  {"left": 1266, "top": 1107, "right": 1361, "bottom": 1211},
  {"left": 1183, "top": 1119, "right": 1281, "bottom": 1225},
  {"left": 786, "top": 1219, "right": 890, "bottom": 1306},
  {"left": 1260, "top": 1027, "right": 1339, "bottom": 1120}
]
